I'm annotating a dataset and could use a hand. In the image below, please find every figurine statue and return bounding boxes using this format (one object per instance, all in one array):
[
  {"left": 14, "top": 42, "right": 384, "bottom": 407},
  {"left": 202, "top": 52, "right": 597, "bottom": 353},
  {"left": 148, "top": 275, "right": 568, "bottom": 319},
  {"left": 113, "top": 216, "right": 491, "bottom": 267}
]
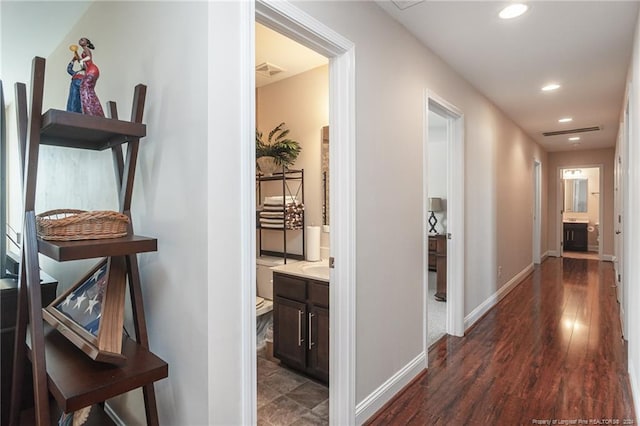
[
  {"left": 78, "top": 37, "right": 104, "bottom": 117},
  {"left": 65, "top": 45, "right": 84, "bottom": 113}
]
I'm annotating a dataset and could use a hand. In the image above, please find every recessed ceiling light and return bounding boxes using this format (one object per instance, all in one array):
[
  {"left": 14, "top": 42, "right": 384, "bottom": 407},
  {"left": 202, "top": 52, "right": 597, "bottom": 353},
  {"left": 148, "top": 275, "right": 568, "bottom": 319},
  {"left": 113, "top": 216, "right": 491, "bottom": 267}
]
[
  {"left": 499, "top": 3, "right": 529, "bottom": 19},
  {"left": 558, "top": 117, "right": 573, "bottom": 123},
  {"left": 542, "top": 83, "right": 561, "bottom": 92},
  {"left": 569, "top": 137, "right": 581, "bottom": 141}
]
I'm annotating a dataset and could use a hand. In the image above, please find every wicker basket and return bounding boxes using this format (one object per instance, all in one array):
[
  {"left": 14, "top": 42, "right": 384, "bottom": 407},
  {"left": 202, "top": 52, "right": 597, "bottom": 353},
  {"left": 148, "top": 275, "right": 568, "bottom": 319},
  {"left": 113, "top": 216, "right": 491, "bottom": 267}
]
[{"left": 36, "top": 209, "right": 130, "bottom": 241}]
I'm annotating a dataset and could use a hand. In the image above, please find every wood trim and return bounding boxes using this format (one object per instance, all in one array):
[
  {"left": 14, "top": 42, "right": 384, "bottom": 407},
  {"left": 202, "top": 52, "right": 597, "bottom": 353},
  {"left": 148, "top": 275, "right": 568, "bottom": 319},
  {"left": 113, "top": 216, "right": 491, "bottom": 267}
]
[{"left": 362, "top": 369, "right": 427, "bottom": 425}]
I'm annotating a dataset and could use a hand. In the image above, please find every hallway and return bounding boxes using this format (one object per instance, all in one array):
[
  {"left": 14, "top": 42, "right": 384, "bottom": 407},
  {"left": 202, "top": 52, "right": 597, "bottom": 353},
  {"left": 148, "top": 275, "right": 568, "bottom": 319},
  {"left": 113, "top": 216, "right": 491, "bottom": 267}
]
[{"left": 367, "top": 258, "right": 636, "bottom": 425}]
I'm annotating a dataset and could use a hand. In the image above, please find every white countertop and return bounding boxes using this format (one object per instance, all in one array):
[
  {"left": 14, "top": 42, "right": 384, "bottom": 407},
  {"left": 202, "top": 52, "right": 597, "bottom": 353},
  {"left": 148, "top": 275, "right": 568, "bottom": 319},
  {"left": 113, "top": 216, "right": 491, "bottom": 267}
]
[
  {"left": 271, "top": 259, "right": 330, "bottom": 282},
  {"left": 563, "top": 219, "right": 589, "bottom": 224}
]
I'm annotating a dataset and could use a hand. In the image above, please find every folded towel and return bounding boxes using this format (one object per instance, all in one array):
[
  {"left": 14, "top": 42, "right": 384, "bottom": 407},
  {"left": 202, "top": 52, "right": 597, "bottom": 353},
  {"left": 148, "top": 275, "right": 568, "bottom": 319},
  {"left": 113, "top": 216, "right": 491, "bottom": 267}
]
[
  {"left": 264, "top": 195, "right": 297, "bottom": 205},
  {"left": 260, "top": 218, "right": 285, "bottom": 224},
  {"left": 259, "top": 211, "right": 284, "bottom": 218},
  {"left": 260, "top": 223, "right": 285, "bottom": 229},
  {"left": 263, "top": 205, "right": 286, "bottom": 212}
]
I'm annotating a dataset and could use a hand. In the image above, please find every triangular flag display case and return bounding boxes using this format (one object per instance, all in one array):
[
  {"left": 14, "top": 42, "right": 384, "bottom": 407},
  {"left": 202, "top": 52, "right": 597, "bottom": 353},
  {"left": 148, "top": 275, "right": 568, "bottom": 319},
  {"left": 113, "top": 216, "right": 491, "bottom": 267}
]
[{"left": 9, "top": 57, "right": 167, "bottom": 426}]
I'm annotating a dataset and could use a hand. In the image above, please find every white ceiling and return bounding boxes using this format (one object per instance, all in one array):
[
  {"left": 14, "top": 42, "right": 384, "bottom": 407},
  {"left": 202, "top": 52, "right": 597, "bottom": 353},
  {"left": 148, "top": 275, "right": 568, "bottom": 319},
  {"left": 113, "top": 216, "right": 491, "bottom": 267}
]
[
  {"left": 376, "top": 1, "right": 640, "bottom": 152},
  {"left": 256, "top": 23, "right": 327, "bottom": 88},
  {"left": 4, "top": 2, "right": 636, "bottom": 153}
]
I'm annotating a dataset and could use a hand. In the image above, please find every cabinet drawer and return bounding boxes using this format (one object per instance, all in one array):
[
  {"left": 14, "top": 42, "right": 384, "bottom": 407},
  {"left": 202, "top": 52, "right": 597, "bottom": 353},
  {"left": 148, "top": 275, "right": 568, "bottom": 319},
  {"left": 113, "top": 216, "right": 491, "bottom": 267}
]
[
  {"left": 308, "top": 281, "right": 329, "bottom": 308},
  {"left": 274, "top": 273, "right": 306, "bottom": 301}
]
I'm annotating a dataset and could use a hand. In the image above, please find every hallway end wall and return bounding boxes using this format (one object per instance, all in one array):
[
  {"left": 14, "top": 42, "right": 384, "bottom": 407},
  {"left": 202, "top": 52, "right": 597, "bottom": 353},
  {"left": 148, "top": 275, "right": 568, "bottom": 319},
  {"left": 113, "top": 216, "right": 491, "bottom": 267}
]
[{"left": 547, "top": 149, "right": 615, "bottom": 258}]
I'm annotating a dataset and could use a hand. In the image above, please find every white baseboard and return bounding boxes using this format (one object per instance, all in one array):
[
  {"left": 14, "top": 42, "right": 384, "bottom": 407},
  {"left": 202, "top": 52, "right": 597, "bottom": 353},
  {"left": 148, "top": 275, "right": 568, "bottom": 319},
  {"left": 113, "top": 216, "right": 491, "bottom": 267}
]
[
  {"left": 548, "top": 250, "right": 560, "bottom": 257},
  {"left": 588, "top": 245, "right": 599, "bottom": 252},
  {"left": 355, "top": 352, "right": 426, "bottom": 425},
  {"left": 602, "top": 254, "right": 615, "bottom": 262},
  {"left": 104, "top": 403, "right": 126, "bottom": 426},
  {"left": 628, "top": 359, "right": 640, "bottom": 424},
  {"left": 541, "top": 251, "right": 550, "bottom": 261},
  {"left": 464, "top": 263, "right": 534, "bottom": 331}
]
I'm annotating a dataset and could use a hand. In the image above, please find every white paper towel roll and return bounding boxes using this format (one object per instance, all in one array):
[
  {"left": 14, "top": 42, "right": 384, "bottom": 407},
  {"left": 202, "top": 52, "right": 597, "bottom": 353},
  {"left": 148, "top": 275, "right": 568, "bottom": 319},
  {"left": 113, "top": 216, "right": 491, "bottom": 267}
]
[{"left": 306, "top": 226, "right": 321, "bottom": 261}]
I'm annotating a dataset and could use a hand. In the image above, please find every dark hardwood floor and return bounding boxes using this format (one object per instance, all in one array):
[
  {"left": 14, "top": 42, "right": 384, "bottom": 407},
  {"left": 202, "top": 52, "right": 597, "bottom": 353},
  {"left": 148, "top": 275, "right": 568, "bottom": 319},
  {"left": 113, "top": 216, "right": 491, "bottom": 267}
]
[{"left": 367, "top": 257, "right": 636, "bottom": 425}]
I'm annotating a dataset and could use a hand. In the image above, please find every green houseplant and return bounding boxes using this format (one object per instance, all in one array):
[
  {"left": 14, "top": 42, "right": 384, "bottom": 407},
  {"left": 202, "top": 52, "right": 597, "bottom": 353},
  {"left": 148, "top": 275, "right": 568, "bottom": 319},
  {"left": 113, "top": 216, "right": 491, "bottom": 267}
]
[{"left": 256, "top": 122, "right": 301, "bottom": 174}]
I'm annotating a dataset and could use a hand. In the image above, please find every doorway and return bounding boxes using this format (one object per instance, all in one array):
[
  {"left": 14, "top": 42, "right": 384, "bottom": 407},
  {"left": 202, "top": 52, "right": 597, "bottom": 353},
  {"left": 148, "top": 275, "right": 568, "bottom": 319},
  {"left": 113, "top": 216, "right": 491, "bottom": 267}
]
[
  {"left": 426, "top": 109, "right": 447, "bottom": 348},
  {"left": 559, "top": 166, "right": 602, "bottom": 260},
  {"left": 248, "top": 2, "right": 356, "bottom": 425},
  {"left": 254, "top": 22, "right": 330, "bottom": 425},
  {"left": 424, "top": 92, "right": 465, "bottom": 361}
]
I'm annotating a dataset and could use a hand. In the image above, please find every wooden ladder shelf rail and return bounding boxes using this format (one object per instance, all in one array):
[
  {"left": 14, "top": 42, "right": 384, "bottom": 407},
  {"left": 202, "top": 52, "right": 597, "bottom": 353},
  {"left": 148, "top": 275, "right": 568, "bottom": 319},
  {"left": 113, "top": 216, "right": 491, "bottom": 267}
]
[{"left": 9, "top": 56, "right": 167, "bottom": 426}]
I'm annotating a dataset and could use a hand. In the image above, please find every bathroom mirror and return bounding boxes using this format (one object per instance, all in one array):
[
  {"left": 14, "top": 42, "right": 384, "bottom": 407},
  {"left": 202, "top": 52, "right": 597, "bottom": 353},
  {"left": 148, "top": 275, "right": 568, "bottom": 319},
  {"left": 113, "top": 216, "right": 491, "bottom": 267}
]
[
  {"left": 564, "top": 178, "right": 588, "bottom": 213},
  {"left": 321, "top": 126, "right": 329, "bottom": 225}
]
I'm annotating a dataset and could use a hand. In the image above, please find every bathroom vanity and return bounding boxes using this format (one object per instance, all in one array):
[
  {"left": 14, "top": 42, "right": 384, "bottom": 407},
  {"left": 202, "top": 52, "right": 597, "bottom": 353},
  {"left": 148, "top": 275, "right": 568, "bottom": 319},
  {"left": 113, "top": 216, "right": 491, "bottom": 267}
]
[
  {"left": 563, "top": 221, "right": 588, "bottom": 251},
  {"left": 271, "top": 261, "right": 329, "bottom": 384}
]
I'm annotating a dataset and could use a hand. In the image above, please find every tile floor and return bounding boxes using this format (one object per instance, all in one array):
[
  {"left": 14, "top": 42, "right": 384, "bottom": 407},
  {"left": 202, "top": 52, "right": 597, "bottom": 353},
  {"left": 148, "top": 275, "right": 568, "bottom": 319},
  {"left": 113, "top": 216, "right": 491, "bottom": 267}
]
[{"left": 257, "top": 349, "right": 329, "bottom": 426}]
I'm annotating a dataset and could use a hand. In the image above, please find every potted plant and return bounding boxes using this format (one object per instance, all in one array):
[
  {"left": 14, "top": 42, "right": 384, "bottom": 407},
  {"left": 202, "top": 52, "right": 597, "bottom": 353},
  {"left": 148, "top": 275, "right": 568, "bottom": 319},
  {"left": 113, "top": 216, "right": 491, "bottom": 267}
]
[{"left": 256, "top": 122, "right": 301, "bottom": 175}]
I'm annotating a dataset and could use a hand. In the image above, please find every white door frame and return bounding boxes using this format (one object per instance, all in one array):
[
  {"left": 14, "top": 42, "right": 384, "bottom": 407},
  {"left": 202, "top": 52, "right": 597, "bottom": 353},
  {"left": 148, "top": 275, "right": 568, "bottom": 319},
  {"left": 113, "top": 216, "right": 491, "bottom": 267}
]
[
  {"left": 249, "top": 2, "right": 357, "bottom": 425},
  {"left": 533, "top": 160, "right": 542, "bottom": 264},
  {"left": 423, "top": 90, "right": 465, "bottom": 357},
  {"left": 618, "top": 93, "right": 630, "bottom": 338}
]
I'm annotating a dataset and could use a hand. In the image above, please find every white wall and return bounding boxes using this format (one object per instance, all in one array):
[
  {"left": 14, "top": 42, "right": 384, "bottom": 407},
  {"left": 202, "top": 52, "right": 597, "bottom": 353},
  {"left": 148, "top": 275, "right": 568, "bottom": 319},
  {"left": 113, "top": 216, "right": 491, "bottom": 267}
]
[
  {"left": 292, "top": 0, "right": 547, "bottom": 405},
  {"left": 3, "top": 2, "right": 211, "bottom": 424},
  {"left": 622, "top": 5, "right": 640, "bottom": 421}
]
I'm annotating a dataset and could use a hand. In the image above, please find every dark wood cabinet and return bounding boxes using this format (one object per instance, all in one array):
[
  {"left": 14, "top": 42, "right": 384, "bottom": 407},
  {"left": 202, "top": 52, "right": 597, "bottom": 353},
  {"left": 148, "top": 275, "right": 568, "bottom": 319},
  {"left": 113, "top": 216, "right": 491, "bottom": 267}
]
[
  {"left": 429, "top": 235, "right": 447, "bottom": 301},
  {"left": 273, "top": 272, "right": 329, "bottom": 384},
  {"left": 273, "top": 296, "right": 307, "bottom": 371},
  {"left": 564, "top": 222, "right": 588, "bottom": 252}
]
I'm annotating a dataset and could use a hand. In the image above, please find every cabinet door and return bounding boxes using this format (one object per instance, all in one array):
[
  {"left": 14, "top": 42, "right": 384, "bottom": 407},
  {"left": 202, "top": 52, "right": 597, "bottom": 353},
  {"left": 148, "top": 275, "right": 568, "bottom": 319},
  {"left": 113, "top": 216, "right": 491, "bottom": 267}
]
[
  {"left": 563, "top": 225, "right": 574, "bottom": 250},
  {"left": 308, "top": 305, "right": 329, "bottom": 383},
  {"left": 273, "top": 296, "right": 307, "bottom": 371},
  {"left": 573, "top": 226, "right": 588, "bottom": 251}
]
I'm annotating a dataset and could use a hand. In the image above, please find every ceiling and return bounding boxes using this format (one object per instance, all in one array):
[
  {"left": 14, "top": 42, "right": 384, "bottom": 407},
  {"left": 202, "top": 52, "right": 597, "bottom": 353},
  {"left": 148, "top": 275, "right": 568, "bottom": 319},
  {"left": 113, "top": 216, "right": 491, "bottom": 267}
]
[
  {"left": 376, "top": 1, "right": 640, "bottom": 152},
  {"left": 256, "top": 23, "right": 327, "bottom": 88},
  {"left": 4, "top": 2, "right": 637, "bottom": 153}
]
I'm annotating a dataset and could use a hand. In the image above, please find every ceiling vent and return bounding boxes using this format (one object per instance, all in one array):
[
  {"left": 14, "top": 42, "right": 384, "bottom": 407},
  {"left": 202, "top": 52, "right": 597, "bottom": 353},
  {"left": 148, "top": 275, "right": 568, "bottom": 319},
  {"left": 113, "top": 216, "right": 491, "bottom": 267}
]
[
  {"left": 542, "top": 126, "right": 601, "bottom": 137},
  {"left": 256, "top": 62, "right": 285, "bottom": 78},
  {"left": 391, "top": 0, "right": 425, "bottom": 10}
]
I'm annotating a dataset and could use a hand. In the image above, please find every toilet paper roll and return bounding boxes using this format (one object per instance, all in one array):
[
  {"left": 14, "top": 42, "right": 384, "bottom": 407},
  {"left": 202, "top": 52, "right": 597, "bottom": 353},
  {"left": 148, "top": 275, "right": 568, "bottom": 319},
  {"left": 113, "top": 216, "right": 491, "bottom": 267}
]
[
  {"left": 587, "top": 225, "right": 595, "bottom": 232},
  {"left": 306, "top": 226, "right": 321, "bottom": 261}
]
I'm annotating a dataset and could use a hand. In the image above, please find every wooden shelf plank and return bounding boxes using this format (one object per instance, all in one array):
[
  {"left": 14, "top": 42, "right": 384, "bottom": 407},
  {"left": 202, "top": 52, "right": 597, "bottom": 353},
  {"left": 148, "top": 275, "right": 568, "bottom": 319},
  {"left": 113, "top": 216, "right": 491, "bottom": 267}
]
[
  {"left": 29, "top": 327, "right": 167, "bottom": 413},
  {"left": 38, "top": 235, "right": 157, "bottom": 262},
  {"left": 40, "top": 110, "right": 146, "bottom": 151},
  {"left": 257, "top": 169, "right": 304, "bottom": 182}
]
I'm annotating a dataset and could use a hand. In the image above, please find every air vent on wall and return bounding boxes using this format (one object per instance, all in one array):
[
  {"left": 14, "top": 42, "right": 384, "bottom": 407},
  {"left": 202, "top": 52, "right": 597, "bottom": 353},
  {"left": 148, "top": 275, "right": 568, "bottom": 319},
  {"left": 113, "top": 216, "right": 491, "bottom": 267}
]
[
  {"left": 256, "top": 62, "right": 285, "bottom": 78},
  {"left": 542, "top": 126, "right": 601, "bottom": 137},
  {"left": 391, "top": 0, "right": 426, "bottom": 10}
]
